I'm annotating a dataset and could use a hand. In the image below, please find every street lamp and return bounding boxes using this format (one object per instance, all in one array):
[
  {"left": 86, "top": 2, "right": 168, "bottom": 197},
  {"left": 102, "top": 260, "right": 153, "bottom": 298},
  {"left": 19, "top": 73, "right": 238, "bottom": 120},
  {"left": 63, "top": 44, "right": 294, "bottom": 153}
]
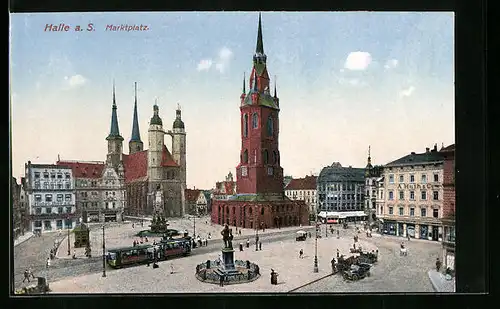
[
  {"left": 102, "top": 224, "right": 106, "bottom": 277},
  {"left": 193, "top": 215, "right": 196, "bottom": 238},
  {"left": 313, "top": 213, "right": 319, "bottom": 273},
  {"left": 67, "top": 222, "right": 71, "bottom": 256}
]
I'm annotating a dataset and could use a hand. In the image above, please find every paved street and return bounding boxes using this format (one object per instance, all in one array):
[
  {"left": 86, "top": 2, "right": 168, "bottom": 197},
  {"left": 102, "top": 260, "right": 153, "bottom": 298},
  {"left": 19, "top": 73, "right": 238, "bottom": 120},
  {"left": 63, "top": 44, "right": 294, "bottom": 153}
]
[{"left": 292, "top": 232, "right": 442, "bottom": 293}]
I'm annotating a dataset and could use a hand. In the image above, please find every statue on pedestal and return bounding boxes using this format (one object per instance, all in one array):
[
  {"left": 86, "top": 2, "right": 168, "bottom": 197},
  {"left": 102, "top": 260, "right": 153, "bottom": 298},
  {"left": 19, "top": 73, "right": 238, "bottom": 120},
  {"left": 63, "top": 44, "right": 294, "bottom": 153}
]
[{"left": 221, "top": 224, "right": 234, "bottom": 249}]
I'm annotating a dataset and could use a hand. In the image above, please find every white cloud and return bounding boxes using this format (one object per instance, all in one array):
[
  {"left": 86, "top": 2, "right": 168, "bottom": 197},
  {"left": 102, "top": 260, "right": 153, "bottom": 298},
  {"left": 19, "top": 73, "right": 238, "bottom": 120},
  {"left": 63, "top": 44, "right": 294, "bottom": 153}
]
[
  {"left": 344, "top": 51, "right": 372, "bottom": 71},
  {"left": 399, "top": 86, "right": 416, "bottom": 98},
  {"left": 65, "top": 74, "right": 87, "bottom": 88},
  {"left": 215, "top": 47, "right": 233, "bottom": 73},
  {"left": 197, "top": 59, "right": 213, "bottom": 71},
  {"left": 384, "top": 59, "right": 399, "bottom": 70}
]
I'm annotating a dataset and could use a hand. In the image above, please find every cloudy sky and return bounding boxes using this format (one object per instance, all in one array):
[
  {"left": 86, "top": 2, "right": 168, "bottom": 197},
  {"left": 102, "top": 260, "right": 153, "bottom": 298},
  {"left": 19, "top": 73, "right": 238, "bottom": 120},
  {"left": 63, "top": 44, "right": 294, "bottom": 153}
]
[{"left": 10, "top": 12, "right": 454, "bottom": 189}]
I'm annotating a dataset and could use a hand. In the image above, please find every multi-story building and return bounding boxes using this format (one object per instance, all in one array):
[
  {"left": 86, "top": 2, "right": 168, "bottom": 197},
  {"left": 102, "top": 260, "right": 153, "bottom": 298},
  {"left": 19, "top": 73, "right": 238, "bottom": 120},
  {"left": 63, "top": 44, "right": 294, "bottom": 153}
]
[
  {"left": 317, "top": 162, "right": 367, "bottom": 223},
  {"left": 11, "top": 177, "right": 22, "bottom": 239},
  {"left": 284, "top": 175, "right": 318, "bottom": 217},
  {"left": 378, "top": 144, "right": 445, "bottom": 241},
  {"left": 19, "top": 177, "right": 29, "bottom": 235},
  {"left": 185, "top": 188, "right": 208, "bottom": 216},
  {"left": 211, "top": 14, "right": 308, "bottom": 229},
  {"left": 212, "top": 172, "right": 236, "bottom": 200},
  {"left": 440, "top": 144, "right": 455, "bottom": 270},
  {"left": 24, "top": 162, "right": 77, "bottom": 233},
  {"left": 364, "top": 147, "right": 383, "bottom": 224},
  {"left": 55, "top": 160, "right": 125, "bottom": 223}
]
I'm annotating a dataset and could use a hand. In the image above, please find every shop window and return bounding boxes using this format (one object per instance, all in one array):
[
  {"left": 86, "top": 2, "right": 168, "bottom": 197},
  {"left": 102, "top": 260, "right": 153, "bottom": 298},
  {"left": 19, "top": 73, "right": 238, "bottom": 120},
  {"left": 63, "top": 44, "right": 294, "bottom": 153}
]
[
  {"left": 56, "top": 220, "right": 63, "bottom": 229},
  {"left": 44, "top": 221, "right": 52, "bottom": 230}
]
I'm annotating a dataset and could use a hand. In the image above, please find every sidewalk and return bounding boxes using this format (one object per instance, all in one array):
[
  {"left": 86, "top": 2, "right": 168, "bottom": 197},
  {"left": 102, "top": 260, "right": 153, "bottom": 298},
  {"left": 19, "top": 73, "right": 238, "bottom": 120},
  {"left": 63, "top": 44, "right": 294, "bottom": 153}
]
[
  {"left": 428, "top": 270, "right": 455, "bottom": 292},
  {"left": 14, "top": 232, "right": 34, "bottom": 247}
]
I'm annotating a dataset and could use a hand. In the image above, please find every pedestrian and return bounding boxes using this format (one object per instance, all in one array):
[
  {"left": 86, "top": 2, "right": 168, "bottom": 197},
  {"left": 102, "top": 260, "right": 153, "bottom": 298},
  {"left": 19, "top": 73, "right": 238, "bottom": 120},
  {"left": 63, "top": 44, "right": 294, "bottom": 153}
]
[
  {"left": 299, "top": 249, "right": 303, "bottom": 259},
  {"left": 170, "top": 263, "right": 174, "bottom": 274},
  {"left": 23, "top": 269, "right": 30, "bottom": 283},
  {"left": 46, "top": 257, "right": 50, "bottom": 269},
  {"left": 219, "top": 274, "right": 224, "bottom": 287},
  {"left": 132, "top": 223, "right": 135, "bottom": 228},
  {"left": 73, "top": 250, "right": 76, "bottom": 259},
  {"left": 246, "top": 239, "right": 250, "bottom": 248},
  {"left": 239, "top": 243, "right": 243, "bottom": 251},
  {"left": 145, "top": 237, "right": 148, "bottom": 243},
  {"left": 337, "top": 230, "right": 340, "bottom": 239},
  {"left": 239, "top": 230, "right": 241, "bottom": 236},
  {"left": 336, "top": 249, "right": 340, "bottom": 258},
  {"left": 133, "top": 240, "right": 137, "bottom": 247},
  {"left": 436, "top": 258, "right": 442, "bottom": 272},
  {"left": 259, "top": 241, "right": 262, "bottom": 251},
  {"left": 308, "top": 232, "right": 311, "bottom": 238},
  {"left": 407, "top": 233, "right": 410, "bottom": 241}
]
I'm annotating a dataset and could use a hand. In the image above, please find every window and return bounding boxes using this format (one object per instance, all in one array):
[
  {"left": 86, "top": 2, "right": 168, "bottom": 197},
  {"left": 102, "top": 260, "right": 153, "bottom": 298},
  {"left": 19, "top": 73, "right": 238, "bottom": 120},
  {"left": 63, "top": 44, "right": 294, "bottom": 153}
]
[
  {"left": 273, "top": 151, "right": 278, "bottom": 164},
  {"left": 389, "top": 207, "right": 393, "bottom": 215},
  {"left": 410, "top": 207, "right": 415, "bottom": 216},
  {"left": 252, "top": 112, "right": 258, "bottom": 129},
  {"left": 399, "top": 207, "right": 404, "bottom": 216},
  {"left": 410, "top": 191, "right": 415, "bottom": 200},
  {"left": 66, "top": 183, "right": 71, "bottom": 189},
  {"left": 65, "top": 194, "right": 71, "bottom": 201},
  {"left": 399, "top": 191, "right": 404, "bottom": 200},
  {"left": 421, "top": 191, "right": 427, "bottom": 200},
  {"left": 266, "top": 116, "right": 273, "bottom": 137},
  {"left": 421, "top": 207, "right": 427, "bottom": 217},
  {"left": 66, "top": 206, "right": 72, "bottom": 213},
  {"left": 410, "top": 175, "right": 415, "bottom": 183},
  {"left": 35, "top": 194, "right": 42, "bottom": 202},
  {"left": 35, "top": 207, "right": 42, "bottom": 215},
  {"left": 58, "top": 207, "right": 63, "bottom": 214},
  {"left": 241, "top": 166, "right": 248, "bottom": 177},
  {"left": 112, "top": 202, "right": 116, "bottom": 209},
  {"left": 433, "top": 208, "right": 439, "bottom": 218},
  {"left": 388, "top": 174, "right": 394, "bottom": 183},
  {"left": 44, "top": 221, "right": 52, "bottom": 230},
  {"left": 243, "top": 114, "right": 248, "bottom": 137},
  {"left": 421, "top": 174, "right": 427, "bottom": 183},
  {"left": 51, "top": 173, "right": 56, "bottom": 179},
  {"left": 434, "top": 174, "right": 439, "bottom": 182},
  {"left": 45, "top": 194, "right": 53, "bottom": 202},
  {"left": 34, "top": 220, "right": 42, "bottom": 228},
  {"left": 65, "top": 173, "right": 70, "bottom": 179},
  {"left": 57, "top": 173, "right": 63, "bottom": 179},
  {"left": 263, "top": 150, "right": 269, "bottom": 164},
  {"left": 35, "top": 182, "right": 40, "bottom": 189},
  {"left": 388, "top": 191, "right": 394, "bottom": 200},
  {"left": 43, "top": 172, "right": 49, "bottom": 178},
  {"left": 242, "top": 149, "right": 248, "bottom": 164},
  {"left": 113, "top": 191, "right": 116, "bottom": 196},
  {"left": 399, "top": 175, "right": 404, "bottom": 183},
  {"left": 56, "top": 220, "right": 63, "bottom": 229},
  {"left": 57, "top": 194, "right": 63, "bottom": 202},
  {"left": 267, "top": 167, "right": 273, "bottom": 175},
  {"left": 64, "top": 219, "right": 72, "bottom": 229},
  {"left": 57, "top": 183, "right": 62, "bottom": 189},
  {"left": 433, "top": 191, "right": 439, "bottom": 200},
  {"left": 34, "top": 172, "right": 40, "bottom": 179}
]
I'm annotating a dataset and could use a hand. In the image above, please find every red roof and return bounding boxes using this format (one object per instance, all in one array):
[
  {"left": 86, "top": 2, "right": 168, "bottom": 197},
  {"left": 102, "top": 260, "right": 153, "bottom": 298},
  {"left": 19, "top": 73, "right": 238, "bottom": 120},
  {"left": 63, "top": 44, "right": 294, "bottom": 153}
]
[
  {"left": 185, "top": 189, "right": 201, "bottom": 203},
  {"left": 56, "top": 161, "right": 105, "bottom": 179},
  {"left": 285, "top": 175, "right": 317, "bottom": 190},
  {"left": 214, "top": 180, "right": 236, "bottom": 195},
  {"left": 122, "top": 150, "right": 148, "bottom": 183},
  {"left": 161, "top": 145, "right": 178, "bottom": 167}
]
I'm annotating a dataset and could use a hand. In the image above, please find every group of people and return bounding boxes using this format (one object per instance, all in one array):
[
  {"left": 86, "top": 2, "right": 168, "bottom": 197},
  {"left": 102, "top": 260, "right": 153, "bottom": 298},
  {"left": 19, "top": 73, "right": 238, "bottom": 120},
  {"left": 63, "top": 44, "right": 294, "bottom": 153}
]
[
  {"left": 132, "top": 236, "right": 149, "bottom": 247},
  {"left": 22, "top": 268, "right": 35, "bottom": 283}
]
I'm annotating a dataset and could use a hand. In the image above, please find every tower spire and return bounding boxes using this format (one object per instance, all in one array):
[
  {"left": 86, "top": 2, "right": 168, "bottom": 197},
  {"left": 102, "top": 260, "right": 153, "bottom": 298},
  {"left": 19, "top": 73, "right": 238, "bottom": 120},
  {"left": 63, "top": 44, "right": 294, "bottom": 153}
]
[
  {"left": 274, "top": 75, "right": 277, "bottom": 98},
  {"left": 367, "top": 145, "right": 372, "bottom": 166},
  {"left": 130, "top": 82, "right": 142, "bottom": 143},
  {"left": 243, "top": 72, "right": 246, "bottom": 94},
  {"left": 107, "top": 81, "right": 123, "bottom": 140},
  {"left": 256, "top": 13, "right": 264, "bottom": 54}
]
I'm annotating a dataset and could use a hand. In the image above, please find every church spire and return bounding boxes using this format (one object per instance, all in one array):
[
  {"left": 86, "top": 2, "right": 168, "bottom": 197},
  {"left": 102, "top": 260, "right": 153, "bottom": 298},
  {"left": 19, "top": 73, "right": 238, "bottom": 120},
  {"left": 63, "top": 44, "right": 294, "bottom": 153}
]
[
  {"left": 243, "top": 72, "right": 246, "bottom": 94},
  {"left": 106, "top": 80, "right": 123, "bottom": 141},
  {"left": 256, "top": 13, "right": 264, "bottom": 54},
  {"left": 130, "top": 82, "right": 142, "bottom": 142},
  {"left": 274, "top": 75, "right": 277, "bottom": 98}
]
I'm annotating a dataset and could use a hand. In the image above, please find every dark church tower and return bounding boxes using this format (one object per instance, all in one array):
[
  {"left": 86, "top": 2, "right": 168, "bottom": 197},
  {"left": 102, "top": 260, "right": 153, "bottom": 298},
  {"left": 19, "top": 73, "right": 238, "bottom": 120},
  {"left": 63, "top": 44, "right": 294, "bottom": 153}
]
[
  {"left": 106, "top": 81, "right": 124, "bottom": 168},
  {"left": 236, "top": 13, "right": 284, "bottom": 195},
  {"left": 129, "top": 82, "right": 144, "bottom": 154}
]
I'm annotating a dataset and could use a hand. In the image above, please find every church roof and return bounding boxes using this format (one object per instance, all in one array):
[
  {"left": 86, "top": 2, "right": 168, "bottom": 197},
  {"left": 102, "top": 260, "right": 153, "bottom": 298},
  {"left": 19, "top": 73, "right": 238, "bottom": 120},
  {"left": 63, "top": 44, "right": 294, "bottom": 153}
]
[
  {"left": 242, "top": 92, "right": 279, "bottom": 109},
  {"left": 56, "top": 161, "right": 105, "bottom": 179},
  {"left": 185, "top": 189, "right": 201, "bottom": 203},
  {"left": 122, "top": 145, "right": 178, "bottom": 183}
]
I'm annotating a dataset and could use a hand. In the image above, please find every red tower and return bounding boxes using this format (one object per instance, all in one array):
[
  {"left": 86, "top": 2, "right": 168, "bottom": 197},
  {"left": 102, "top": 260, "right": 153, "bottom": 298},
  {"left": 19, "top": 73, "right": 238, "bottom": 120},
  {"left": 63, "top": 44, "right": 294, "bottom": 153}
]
[
  {"left": 236, "top": 14, "right": 283, "bottom": 196},
  {"left": 211, "top": 14, "right": 308, "bottom": 229}
]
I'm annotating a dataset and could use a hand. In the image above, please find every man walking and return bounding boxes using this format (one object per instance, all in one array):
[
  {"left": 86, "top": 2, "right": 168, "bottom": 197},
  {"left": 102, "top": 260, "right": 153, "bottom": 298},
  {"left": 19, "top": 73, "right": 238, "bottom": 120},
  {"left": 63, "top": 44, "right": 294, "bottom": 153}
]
[
  {"left": 299, "top": 249, "right": 304, "bottom": 259},
  {"left": 259, "top": 241, "right": 262, "bottom": 251},
  {"left": 436, "top": 257, "right": 442, "bottom": 272},
  {"left": 22, "top": 269, "right": 30, "bottom": 283}
]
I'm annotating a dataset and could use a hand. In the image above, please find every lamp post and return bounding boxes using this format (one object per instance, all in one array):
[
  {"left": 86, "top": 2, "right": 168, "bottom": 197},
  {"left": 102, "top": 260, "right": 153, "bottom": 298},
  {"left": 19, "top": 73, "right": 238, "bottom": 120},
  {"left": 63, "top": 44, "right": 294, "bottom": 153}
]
[
  {"left": 67, "top": 222, "right": 71, "bottom": 256},
  {"left": 193, "top": 215, "right": 196, "bottom": 238},
  {"left": 313, "top": 213, "right": 319, "bottom": 273},
  {"left": 102, "top": 224, "right": 106, "bottom": 277}
]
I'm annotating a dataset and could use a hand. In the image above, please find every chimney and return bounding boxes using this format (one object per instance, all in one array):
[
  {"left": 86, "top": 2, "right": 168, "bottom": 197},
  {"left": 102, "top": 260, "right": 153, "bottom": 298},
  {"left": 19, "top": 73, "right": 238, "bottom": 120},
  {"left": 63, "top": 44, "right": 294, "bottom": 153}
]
[
  {"left": 426, "top": 148, "right": 430, "bottom": 153},
  {"left": 433, "top": 144, "right": 437, "bottom": 152}
]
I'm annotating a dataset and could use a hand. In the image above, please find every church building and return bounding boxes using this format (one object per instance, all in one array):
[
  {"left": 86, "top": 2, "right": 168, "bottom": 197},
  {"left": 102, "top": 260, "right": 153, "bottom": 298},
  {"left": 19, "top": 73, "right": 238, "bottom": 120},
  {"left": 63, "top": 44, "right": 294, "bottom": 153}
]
[{"left": 211, "top": 14, "right": 308, "bottom": 229}]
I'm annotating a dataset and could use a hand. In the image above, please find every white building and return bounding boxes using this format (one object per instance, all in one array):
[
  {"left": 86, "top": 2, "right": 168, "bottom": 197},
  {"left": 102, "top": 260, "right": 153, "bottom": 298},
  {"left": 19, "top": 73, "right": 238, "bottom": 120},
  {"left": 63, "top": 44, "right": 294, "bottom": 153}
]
[
  {"left": 284, "top": 175, "right": 317, "bottom": 216},
  {"left": 24, "top": 161, "right": 77, "bottom": 233},
  {"left": 377, "top": 145, "right": 445, "bottom": 241}
]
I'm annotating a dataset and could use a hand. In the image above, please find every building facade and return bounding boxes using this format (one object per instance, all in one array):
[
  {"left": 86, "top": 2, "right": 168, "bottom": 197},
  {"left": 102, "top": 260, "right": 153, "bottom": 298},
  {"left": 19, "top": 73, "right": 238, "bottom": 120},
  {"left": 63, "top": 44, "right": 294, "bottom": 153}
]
[
  {"left": 317, "top": 162, "right": 366, "bottom": 222},
  {"left": 364, "top": 147, "right": 383, "bottom": 224},
  {"left": 55, "top": 160, "right": 125, "bottom": 223},
  {"left": 213, "top": 172, "right": 237, "bottom": 200},
  {"left": 11, "top": 177, "right": 22, "bottom": 239},
  {"left": 19, "top": 177, "right": 30, "bottom": 235},
  {"left": 185, "top": 188, "right": 208, "bottom": 216},
  {"left": 24, "top": 162, "right": 77, "bottom": 233},
  {"left": 440, "top": 144, "right": 455, "bottom": 270},
  {"left": 284, "top": 175, "right": 317, "bottom": 216},
  {"left": 211, "top": 14, "right": 308, "bottom": 229},
  {"left": 378, "top": 144, "right": 445, "bottom": 241}
]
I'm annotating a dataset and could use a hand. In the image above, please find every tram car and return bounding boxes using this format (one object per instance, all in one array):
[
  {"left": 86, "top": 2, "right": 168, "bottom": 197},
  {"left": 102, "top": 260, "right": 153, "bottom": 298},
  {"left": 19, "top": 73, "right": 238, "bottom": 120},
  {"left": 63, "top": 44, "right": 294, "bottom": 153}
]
[{"left": 106, "top": 237, "right": 192, "bottom": 268}]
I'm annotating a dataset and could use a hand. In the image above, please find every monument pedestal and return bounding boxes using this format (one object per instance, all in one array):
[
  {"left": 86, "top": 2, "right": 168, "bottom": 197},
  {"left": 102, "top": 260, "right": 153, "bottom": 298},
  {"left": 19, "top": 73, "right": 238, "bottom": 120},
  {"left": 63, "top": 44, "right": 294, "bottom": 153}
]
[{"left": 216, "top": 247, "right": 240, "bottom": 276}]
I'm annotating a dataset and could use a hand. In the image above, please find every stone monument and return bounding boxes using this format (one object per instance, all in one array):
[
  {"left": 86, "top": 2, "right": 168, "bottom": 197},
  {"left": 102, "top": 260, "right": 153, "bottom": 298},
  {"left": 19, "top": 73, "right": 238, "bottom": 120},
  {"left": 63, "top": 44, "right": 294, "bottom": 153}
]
[
  {"left": 150, "top": 186, "right": 170, "bottom": 233},
  {"left": 217, "top": 224, "right": 239, "bottom": 275}
]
